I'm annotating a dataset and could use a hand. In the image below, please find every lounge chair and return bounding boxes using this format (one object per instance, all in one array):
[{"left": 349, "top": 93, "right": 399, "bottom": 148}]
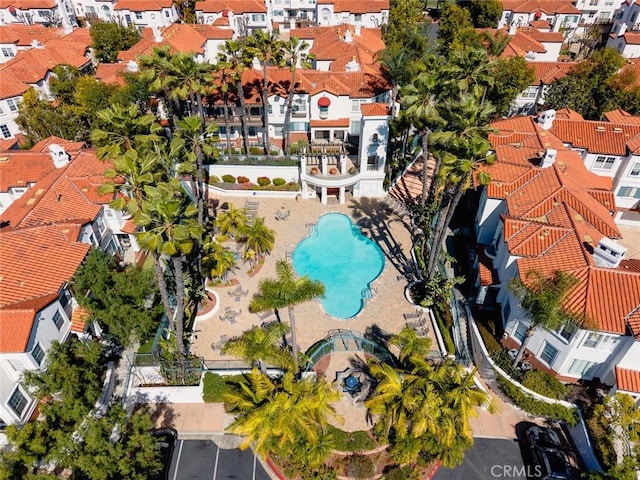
[{"left": 403, "top": 312, "right": 422, "bottom": 321}]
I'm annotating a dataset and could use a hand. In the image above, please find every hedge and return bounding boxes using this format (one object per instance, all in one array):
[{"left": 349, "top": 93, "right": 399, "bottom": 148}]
[
  {"left": 221, "top": 174, "right": 236, "bottom": 183},
  {"left": 521, "top": 369, "right": 567, "bottom": 400},
  {"left": 257, "top": 176, "right": 271, "bottom": 187},
  {"left": 495, "top": 372, "right": 578, "bottom": 425},
  {"left": 327, "top": 425, "right": 376, "bottom": 451},
  {"left": 272, "top": 177, "right": 286, "bottom": 186},
  {"left": 338, "top": 454, "right": 375, "bottom": 480}
]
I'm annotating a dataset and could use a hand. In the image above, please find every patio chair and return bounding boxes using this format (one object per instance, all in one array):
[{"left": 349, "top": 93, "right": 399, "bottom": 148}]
[
  {"left": 403, "top": 312, "right": 422, "bottom": 321},
  {"left": 257, "top": 310, "right": 274, "bottom": 321}
]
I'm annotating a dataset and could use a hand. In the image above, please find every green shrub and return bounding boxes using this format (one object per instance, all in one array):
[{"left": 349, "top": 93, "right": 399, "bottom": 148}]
[
  {"left": 476, "top": 320, "right": 503, "bottom": 355},
  {"left": 327, "top": 425, "right": 376, "bottom": 451},
  {"left": 339, "top": 454, "right": 375, "bottom": 480},
  {"left": 433, "top": 306, "right": 455, "bottom": 355},
  {"left": 222, "top": 174, "right": 236, "bottom": 183},
  {"left": 384, "top": 466, "right": 420, "bottom": 480},
  {"left": 257, "top": 176, "right": 271, "bottom": 187},
  {"left": 202, "top": 373, "right": 229, "bottom": 402},
  {"left": 522, "top": 370, "right": 567, "bottom": 400},
  {"left": 210, "top": 175, "right": 221, "bottom": 184},
  {"left": 249, "top": 146, "right": 263, "bottom": 155},
  {"left": 237, "top": 175, "right": 250, "bottom": 184},
  {"left": 496, "top": 372, "right": 578, "bottom": 425},
  {"left": 272, "top": 177, "right": 286, "bottom": 186}
]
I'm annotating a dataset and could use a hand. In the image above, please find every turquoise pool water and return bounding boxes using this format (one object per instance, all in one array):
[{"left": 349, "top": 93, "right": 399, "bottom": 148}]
[{"left": 292, "top": 213, "right": 385, "bottom": 319}]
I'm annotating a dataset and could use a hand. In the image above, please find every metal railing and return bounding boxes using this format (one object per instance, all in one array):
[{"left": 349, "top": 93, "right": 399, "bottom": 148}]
[{"left": 215, "top": 154, "right": 299, "bottom": 166}]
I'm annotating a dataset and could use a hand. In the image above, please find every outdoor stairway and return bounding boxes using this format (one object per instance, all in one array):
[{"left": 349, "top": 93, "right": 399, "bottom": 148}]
[{"left": 388, "top": 154, "right": 436, "bottom": 207}]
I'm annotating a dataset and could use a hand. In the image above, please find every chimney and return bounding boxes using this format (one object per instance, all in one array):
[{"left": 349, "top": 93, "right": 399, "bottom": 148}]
[
  {"left": 126, "top": 60, "right": 139, "bottom": 72},
  {"left": 344, "top": 28, "right": 353, "bottom": 43},
  {"left": 30, "top": 39, "right": 43, "bottom": 49},
  {"left": 540, "top": 148, "right": 557, "bottom": 168},
  {"left": 345, "top": 55, "right": 360, "bottom": 72},
  {"left": 618, "top": 23, "right": 628, "bottom": 36},
  {"left": 593, "top": 238, "right": 627, "bottom": 268},
  {"left": 49, "top": 144, "right": 70, "bottom": 168},
  {"left": 354, "top": 23, "right": 361, "bottom": 36},
  {"left": 537, "top": 109, "right": 556, "bottom": 130},
  {"left": 508, "top": 22, "right": 517, "bottom": 35},
  {"left": 152, "top": 26, "right": 163, "bottom": 43}
]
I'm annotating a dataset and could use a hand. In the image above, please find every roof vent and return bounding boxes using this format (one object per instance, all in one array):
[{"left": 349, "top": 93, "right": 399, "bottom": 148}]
[
  {"left": 593, "top": 237, "right": 627, "bottom": 268},
  {"left": 595, "top": 125, "right": 606, "bottom": 132},
  {"left": 612, "top": 127, "right": 623, "bottom": 133},
  {"left": 49, "top": 144, "right": 70, "bottom": 168}
]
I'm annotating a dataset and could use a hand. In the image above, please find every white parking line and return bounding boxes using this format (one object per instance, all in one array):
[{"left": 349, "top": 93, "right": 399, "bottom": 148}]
[
  {"left": 172, "top": 440, "right": 184, "bottom": 480},
  {"left": 253, "top": 453, "right": 257, "bottom": 480},
  {"left": 212, "top": 444, "right": 220, "bottom": 480}
]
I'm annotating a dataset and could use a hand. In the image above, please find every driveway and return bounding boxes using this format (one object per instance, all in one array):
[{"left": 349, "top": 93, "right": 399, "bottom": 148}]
[
  {"left": 433, "top": 438, "right": 528, "bottom": 480},
  {"left": 169, "top": 439, "right": 272, "bottom": 480}
]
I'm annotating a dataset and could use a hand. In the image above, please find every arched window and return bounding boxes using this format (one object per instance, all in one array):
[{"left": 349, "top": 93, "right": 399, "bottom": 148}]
[{"left": 320, "top": 8, "right": 330, "bottom": 22}]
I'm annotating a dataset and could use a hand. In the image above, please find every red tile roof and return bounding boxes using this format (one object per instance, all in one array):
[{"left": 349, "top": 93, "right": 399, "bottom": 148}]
[
  {"left": 622, "top": 32, "right": 640, "bottom": 45},
  {"left": 0, "top": 151, "right": 113, "bottom": 230},
  {"left": 0, "top": 225, "right": 90, "bottom": 308},
  {"left": 0, "top": 0, "right": 56, "bottom": 7},
  {"left": 30, "top": 136, "right": 85, "bottom": 153},
  {"left": 615, "top": 366, "right": 640, "bottom": 393},
  {"left": 550, "top": 119, "right": 640, "bottom": 156},
  {"left": 70, "top": 305, "right": 90, "bottom": 333},
  {"left": 0, "top": 308, "right": 38, "bottom": 352},
  {"left": 501, "top": 0, "right": 580, "bottom": 14},
  {"left": 0, "top": 151, "right": 56, "bottom": 190},
  {"left": 0, "top": 24, "right": 62, "bottom": 46},
  {"left": 114, "top": 0, "right": 173, "bottom": 10},
  {"left": 603, "top": 109, "right": 640, "bottom": 125},
  {"left": 310, "top": 118, "right": 350, "bottom": 127},
  {"left": 361, "top": 103, "right": 389, "bottom": 116},
  {"left": 195, "top": 0, "right": 266, "bottom": 13},
  {"left": 530, "top": 61, "right": 575, "bottom": 84},
  {"left": 95, "top": 63, "right": 129, "bottom": 86}
]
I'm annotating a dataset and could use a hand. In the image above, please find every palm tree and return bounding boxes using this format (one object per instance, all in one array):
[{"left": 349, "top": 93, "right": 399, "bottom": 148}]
[
  {"left": 425, "top": 92, "right": 495, "bottom": 280},
  {"left": 213, "top": 58, "right": 236, "bottom": 154},
  {"left": 222, "top": 323, "right": 295, "bottom": 373},
  {"left": 135, "top": 179, "right": 204, "bottom": 355},
  {"left": 138, "top": 45, "right": 181, "bottom": 127},
  {"left": 391, "top": 325, "right": 433, "bottom": 363},
  {"left": 219, "top": 39, "right": 252, "bottom": 154},
  {"left": 214, "top": 203, "right": 248, "bottom": 239},
  {"left": 249, "top": 260, "right": 325, "bottom": 368},
  {"left": 282, "top": 36, "right": 313, "bottom": 156},
  {"left": 237, "top": 217, "right": 275, "bottom": 268},
  {"left": 245, "top": 30, "right": 285, "bottom": 154},
  {"left": 365, "top": 344, "right": 492, "bottom": 469},
  {"left": 224, "top": 369, "right": 341, "bottom": 457},
  {"left": 91, "top": 104, "right": 164, "bottom": 160},
  {"left": 165, "top": 51, "right": 213, "bottom": 122},
  {"left": 508, "top": 270, "right": 587, "bottom": 367},
  {"left": 401, "top": 67, "right": 445, "bottom": 208},
  {"left": 201, "top": 234, "right": 237, "bottom": 283},
  {"left": 444, "top": 46, "right": 495, "bottom": 96}
]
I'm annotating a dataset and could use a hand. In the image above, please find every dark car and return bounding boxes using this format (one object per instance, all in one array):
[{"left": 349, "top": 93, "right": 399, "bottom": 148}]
[
  {"left": 150, "top": 428, "right": 177, "bottom": 480},
  {"left": 523, "top": 426, "right": 574, "bottom": 480}
]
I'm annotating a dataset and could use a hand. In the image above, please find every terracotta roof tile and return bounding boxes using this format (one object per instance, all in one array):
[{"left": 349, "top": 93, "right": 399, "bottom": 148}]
[
  {"left": 530, "top": 61, "right": 575, "bottom": 84},
  {"left": 0, "top": 70, "right": 30, "bottom": 99},
  {"left": 0, "top": 0, "right": 55, "bottom": 7},
  {"left": 361, "top": 103, "right": 389, "bottom": 116},
  {"left": 529, "top": 19, "right": 551, "bottom": 29},
  {"left": 477, "top": 246, "right": 500, "bottom": 286},
  {"left": 195, "top": 0, "right": 266, "bottom": 13},
  {"left": 0, "top": 151, "right": 56, "bottom": 190},
  {"left": 0, "top": 225, "right": 90, "bottom": 308},
  {"left": 30, "top": 136, "right": 85, "bottom": 153},
  {"left": 310, "top": 118, "right": 350, "bottom": 127},
  {"left": 615, "top": 366, "right": 640, "bottom": 393},
  {"left": 95, "top": 62, "right": 129, "bottom": 86},
  {"left": 501, "top": 0, "right": 580, "bottom": 14},
  {"left": 619, "top": 259, "right": 640, "bottom": 273},
  {"left": 603, "top": 109, "right": 640, "bottom": 125},
  {"left": 622, "top": 32, "right": 640, "bottom": 45},
  {"left": 550, "top": 119, "right": 640, "bottom": 156},
  {"left": 0, "top": 151, "right": 112, "bottom": 230},
  {"left": 114, "top": 0, "right": 173, "bottom": 10},
  {"left": 71, "top": 305, "right": 90, "bottom": 333},
  {"left": 0, "top": 308, "right": 37, "bottom": 352},
  {"left": 0, "top": 24, "right": 62, "bottom": 46},
  {"left": 554, "top": 107, "right": 584, "bottom": 120}
]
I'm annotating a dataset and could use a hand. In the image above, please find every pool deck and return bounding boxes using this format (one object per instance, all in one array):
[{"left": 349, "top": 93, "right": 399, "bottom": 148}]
[{"left": 192, "top": 194, "right": 436, "bottom": 363}]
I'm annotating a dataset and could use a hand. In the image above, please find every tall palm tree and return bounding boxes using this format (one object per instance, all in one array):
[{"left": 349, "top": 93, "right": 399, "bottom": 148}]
[
  {"left": 245, "top": 30, "right": 285, "bottom": 154},
  {"left": 138, "top": 45, "right": 181, "bottom": 127},
  {"left": 135, "top": 179, "right": 204, "bottom": 355},
  {"left": 219, "top": 39, "right": 252, "bottom": 155},
  {"left": 249, "top": 260, "right": 325, "bottom": 368},
  {"left": 213, "top": 57, "right": 236, "bottom": 154},
  {"left": 508, "top": 270, "right": 587, "bottom": 367},
  {"left": 165, "top": 51, "right": 213, "bottom": 123},
  {"left": 425, "top": 92, "right": 495, "bottom": 279},
  {"left": 91, "top": 104, "right": 164, "bottom": 160},
  {"left": 282, "top": 36, "right": 313, "bottom": 156},
  {"left": 237, "top": 217, "right": 275, "bottom": 268},
  {"left": 401, "top": 68, "right": 445, "bottom": 208},
  {"left": 214, "top": 203, "right": 248, "bottom": 239},
  {"left": 221, "top": 323, "right": 295, "bottom": 373},
  {"left": 224, "top": 369, "right": 341, "bottom": 457},
  {"left": 444, "top": 46, "right": 495, "bottom": 96}
]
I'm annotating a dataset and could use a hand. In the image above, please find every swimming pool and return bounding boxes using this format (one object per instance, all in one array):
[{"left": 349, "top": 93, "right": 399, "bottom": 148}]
[{"left": 292, "top": 213, "right": 385, "bottom": 319}]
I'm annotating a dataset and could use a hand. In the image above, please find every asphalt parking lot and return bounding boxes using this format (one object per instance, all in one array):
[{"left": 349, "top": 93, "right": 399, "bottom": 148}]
[
  {"left": 433, "top": 438, "right": 528, "bottom": 480},
  {"left": 168, "top": 439, "right": 272, "bottom": 480}
]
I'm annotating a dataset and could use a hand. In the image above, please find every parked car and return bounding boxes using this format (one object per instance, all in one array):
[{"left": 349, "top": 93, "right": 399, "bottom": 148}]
[
  {"left": 150, "top": 428, "right": 177, "bottom": 480},
  {"left": 522, "top": 426, "right": 574, "bottom": 480}
]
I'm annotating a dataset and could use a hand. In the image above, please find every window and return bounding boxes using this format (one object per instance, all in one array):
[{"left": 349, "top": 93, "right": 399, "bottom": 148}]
[
  {"left": 85, "top": 5, "right": 96, "bottom": 14},
  {"left": 8, "top": 388, "right": 28, "bottom": 416},
  {"left": 251, "top": 14, "right": 265, "bottom": 22},
  {"left": 593, "top": 156, "right": 616, "bottom": 170},
  {"left": 354, "top": 14, "right": 362, "bottom": 22},
  {"left": 279, "top": 105, "right": 285, "bottom": 114},
  {"left": 630, "top": 162, "right": 640, "bottom": 176},
  {"left": 273, "top": 9, "right": 283, "bottom": 16},
  {"left": 567, "top": 359, "right": 598, "bottom": 377},
  {"left": 589, "top": 0, "right": 598, "bottom": 6},
  {"left": 319, "top": 105, "right": 328, "bottom": 117},
  {"left": 52, "top": 310, "right": 64, "bottom": 330},
  {"left": 95, "top": 215, "right": 106, "bottom": 233},
  {"left": 268, "top": 105, "right": 273, "bottom": 114},
  {"left": 521, "top": 86, "right": 538, "bottom": 99},
  {"left": 273, "top": 124, "right": 284, "bottom": 137},
  {"left": 165, "top": 9, "right": 170, "bottom": 17},
  {"left": 32, "top": 344, "right": 45, "bottom": 365},
  {"left": 135, "top": 11, "right": 143, "bottom": 20},
  {"left": 582, "top": 332, "right": 603, "bottom": 348},
  {"left": 539, "top": 342, "right": 559, "bottom": 365},
  {"left": 248, "top": 126, "right": 257, "bottom": 137},
  {"left": 558, "top": 323, "right": 577, "bottom": 341},
  {"left": 6, "top": 99, "right": 18, "bottom": 112},
  {"left": 350, "top": 120, "right": 361, "bottom": 135},
  {"left": 351, "top": 99, "right": 366, "bottom": 112},
  {"left": 0, "top": 104, "right": 3, "bottom": 115},
  {"left": 1, "top": 48, "right": 14, "bottom": 58},
  {"left": 618, "top": 186, "right": 640, "bottom": 198},
  {"left": 249, "top": 107, "right": 261, "bottom": 116},
  {"left": 502, "top": 302, "right": 511, "bottom": 323},
  {"left": 0, "top": 125, "right": 10, "bottom": 138},
  {"left": 514, "top": 321, "right": 528, "bottom": 343},
  {"left": 600, "top": 335, "right": 619, "bottom": 352},
  {"left": 290, "top": 122, "right": 308, "bottom": 132},
  {"left": 320, "top": 8, "right": 330, "bottom": 21}
]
